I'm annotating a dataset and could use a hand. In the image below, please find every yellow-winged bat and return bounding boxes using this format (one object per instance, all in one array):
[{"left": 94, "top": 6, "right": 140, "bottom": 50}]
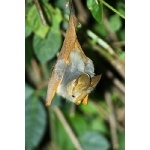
[{"left": 45, "top": 0, "right": 102, "bottom": 106}]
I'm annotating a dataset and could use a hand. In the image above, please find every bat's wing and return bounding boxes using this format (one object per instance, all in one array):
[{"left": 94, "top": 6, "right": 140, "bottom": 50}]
[
  {"left": 45, "top": 11, "right": 78, "bottom": 106},
  {"left": 45, "top": 69, "right": 62, "bottom": 106}
]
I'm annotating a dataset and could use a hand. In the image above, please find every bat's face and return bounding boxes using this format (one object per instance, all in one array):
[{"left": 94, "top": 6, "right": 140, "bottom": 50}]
[
  {"left": 58, "top": 73, "right": 101, "bottom": 105},
  {"left": 67, "top": 73, "right": 91, "bottom": 104}
]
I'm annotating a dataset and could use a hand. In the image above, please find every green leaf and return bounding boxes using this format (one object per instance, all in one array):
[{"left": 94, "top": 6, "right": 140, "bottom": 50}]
[
  {"left": 25, "top": 83, "right": 34, "bottom": 99},
  {"left": 25, "top": 0, "right": 33, "bottom": 4},
  {"left": 91, "top": 118, "right": 108, "bottom": 134},
  {"left": 117, "top": 2, "right": 125, "bottom": 17},
  {"left": 66, "top": 114, "right": 88, "bottom": 136},
  {"left": 54, "top": 0, "right": 70, "bottom": 15},
  {"left": 119, "top": 52, "right": 125, "bottom": 61},
  {"left": 109, "top": 14, "right": 122, "bottom": 32},
  {"left": 87, "top": 0, "right": 103, "bottom": 24},
  {"left": 26, "top": 5, "right": 50, "bottom": 38},
  {"left": 43, "top": 3, "right": 63, "bottom": 28},
  {"left": 25, "top": 23, "right": 32, "bottom": 38},
  {"left": 80, "top": 131, "right": 110, "bottom": 150},
  {"left": 55, "top": 117, "right": 74, "bottom": 150},
  {"left": 25, "top": 95, "right": 47, "bottom": 150},
  {"left": 93, "top": 23, "right": 108, "bottom": 37},
  {"left": 33, "top": 28, "right": 62, "bottom": 64},
  {"left": 118, "top": 131, "right": 125, "bottom": 150},
  {"left": 32, "top": 3, "right": 63, "bottom": 64},
  {"left": 79, "top": 102, "right": 98, "bottom": 115}
]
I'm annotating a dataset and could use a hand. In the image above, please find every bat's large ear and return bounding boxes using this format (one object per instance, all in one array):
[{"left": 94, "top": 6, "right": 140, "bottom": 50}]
[
  {"left": 82, "top": 95, "right": 88, "bottom": 105},
  {"left": 75, "top": 74, "right": 91, "bottom": 88},
  {"left": 90, "top": 74, "right": 102, "bottom": 88}
]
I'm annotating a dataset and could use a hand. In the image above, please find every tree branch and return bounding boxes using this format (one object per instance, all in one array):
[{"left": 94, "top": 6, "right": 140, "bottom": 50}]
[
  {"left": 105, "top": 91, "right": 119, "bottom": 150},
  {"left": 52, "top": 106, "right": 83, "bottom": 150},
  {"left": 33, "top": 0, "right": 47, "bottom": 26}
]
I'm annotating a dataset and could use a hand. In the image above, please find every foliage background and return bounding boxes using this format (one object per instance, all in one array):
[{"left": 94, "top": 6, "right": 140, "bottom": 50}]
[{"left": 25, "top": 0, "right": 125, "bottom": 150}]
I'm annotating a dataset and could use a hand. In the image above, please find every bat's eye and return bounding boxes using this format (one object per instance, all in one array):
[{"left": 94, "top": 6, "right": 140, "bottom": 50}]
[{"left": 72, "top": 95, "right": 75, "bottom": 98}]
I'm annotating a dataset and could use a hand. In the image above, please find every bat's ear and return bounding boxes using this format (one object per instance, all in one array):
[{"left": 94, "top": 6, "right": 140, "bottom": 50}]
[
  {"left": 90, "top": 74, "right": 102, "bottom": 88},
  {"left": 82, "top": 95, "right": 88, "bottom": 105}
]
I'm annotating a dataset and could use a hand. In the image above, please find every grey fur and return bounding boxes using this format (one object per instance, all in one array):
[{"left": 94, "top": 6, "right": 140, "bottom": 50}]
[{"left": 56, "top": 49, "right": 95, "bottom": 102}]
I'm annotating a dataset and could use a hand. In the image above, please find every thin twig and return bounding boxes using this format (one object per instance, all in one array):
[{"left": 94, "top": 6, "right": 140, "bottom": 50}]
[
  {"left": 87, "top": 30, "right": 115, "bottom": 55},
  {"left": 70, "top": 103, "right": 76, "bottom": 117},
  {"left": 87, "top": 30, "right": 125, "bottom": 79},
  {"left": 74, "top": 0, "right": 89, "bottom": 24},
  {"left": 106, "top": 70, "right": 125, "bottom": 94},
  {"left": 105, "top": 91, "right": 119, "bottom": 150},
  {"left": 103, "top": 15, "right": 124, "bottom": 51},
  {"left": 103, "top": 15, "right": 118, "bottom": 42},
  {"left": 106, "top": 70, "right": 125, "bottom": 103},
  {"left": 109, "top": 58, "right": 125, "bottom": 79},
  {"left": 112, "top": 87, "right": 125, "bottom": 104},
  {"left": 112, "top": 41, "right": 125, "bottom": 47},
  {"left": 93, "top": 102, "right": 124, "bottom": 132},
  {"left": 103, "top": 14, "right": 124, "bottom": 58},
  {"left": 49, "top": 107, "right": 56, "bottom": 144},
  {"left": 33, "top": 0, "right": 47, "bottom": 26},
  {"left": 99, "top": 0, "right": 125, "bottom": 19},
  {"left": 92, "top": 101, "right": 109, "bottom": 119},
  {"left": 52, "top": 106, "right": 83, "bottom": 150},
  {"left": 26, "top": 58, "right": 42, "bottom": 88},
  {"left": 117, "top": 122, "right": 124, "bottom": 132}
]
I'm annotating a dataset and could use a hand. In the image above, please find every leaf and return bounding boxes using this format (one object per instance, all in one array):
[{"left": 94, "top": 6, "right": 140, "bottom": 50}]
[
  {"left": 25, "top": 23, "right": 32, "bottom": 38},
  {"left": 80, "top": 131, "right": 110, "bottom": 150},
  {"left": 26, "top": 0, "right": 33, "bottom": 4},
  {"left": 26, "top": 5, "right": 50, "bottom": 38},
  {"left": 32, "top": 3, "right": 63, "bottom": 64},
  {"left": 66, "top": 114, "right": 88, "bottom": 136},
  {"left": 91, "top": 118, "right": 108, "bottom": 134},
  {"left": 54, "top": 0, "right": 70, "bottom": 15},
  {"left": 33, "top": 28, "right": 62, "bottom": 64},
  {"left": 117, "top": 2, "right": 125, "bottom": 17},
  {"left": 87, "top": 0, "right": 103, "bottom": 24},
  {"left": 119, "top": 52, "right": 125, "bottom": 61},
  {"left": 118, "top": 131, "right": 125, "bottom": 150},
  {"left": 25, "top": 83, "right": 34, "bottom": 99},
  {"left": 93, "top": 23, "right": 108, "bottom": 37},
  {"left": 79, "top": 101, "right": 99, "bottom": 115},
  {"left": 43, "top": 3, "right": 62, "bottom": 28},
  {"left": 55, "top": 117, "right": 75, "bottom": 150},
  {"left": 25, "top": 95, "right": 47, "bottom": 150},
  {"left": 109, "top": 14, "right": 122, "bottom": 32}
]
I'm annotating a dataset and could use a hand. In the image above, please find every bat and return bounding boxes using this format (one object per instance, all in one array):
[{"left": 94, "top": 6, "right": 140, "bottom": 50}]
[{"left": 45, "top": 0, "right": 102, "bottom": 106}]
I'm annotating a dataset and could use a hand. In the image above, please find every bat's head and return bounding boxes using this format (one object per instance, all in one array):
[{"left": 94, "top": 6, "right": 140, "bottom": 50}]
[
  {"left": 66, "top": 73, "right": 102, "bottom": 105},
  {"left": 56, "top": 49, "right": 102, "bottom": 105}
]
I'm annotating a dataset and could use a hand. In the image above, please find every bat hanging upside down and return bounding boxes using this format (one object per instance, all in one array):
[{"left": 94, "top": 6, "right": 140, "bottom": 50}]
[{"left": 45, "top": 1, "right": 102, "bottom": 106}]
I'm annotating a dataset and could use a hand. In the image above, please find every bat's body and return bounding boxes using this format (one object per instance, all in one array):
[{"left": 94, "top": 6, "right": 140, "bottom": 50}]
[
  {"left": 56, "top": 49, "right": 98, "bottom": 104},
  {"left": 45, "top": 2, "right": 101, "bottom": 106}
]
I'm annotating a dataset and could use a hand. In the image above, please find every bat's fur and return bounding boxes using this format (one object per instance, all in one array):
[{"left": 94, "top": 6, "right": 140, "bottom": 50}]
[{"left": 56, "top": 48, "right": 98, "bottom": 104}]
